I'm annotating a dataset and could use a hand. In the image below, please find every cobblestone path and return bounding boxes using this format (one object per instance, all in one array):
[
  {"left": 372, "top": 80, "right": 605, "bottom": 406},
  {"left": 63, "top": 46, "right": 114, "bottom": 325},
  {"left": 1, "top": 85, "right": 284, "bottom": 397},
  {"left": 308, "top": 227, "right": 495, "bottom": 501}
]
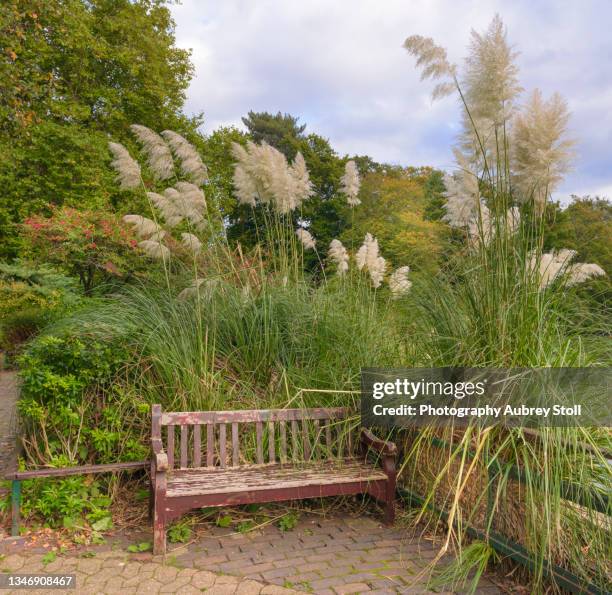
[
  {"left": 0, "top": 551, "right": 299, "bottom": 594},
  {"left": 0, "top": 512, "right": 507, "bottom": 594}
]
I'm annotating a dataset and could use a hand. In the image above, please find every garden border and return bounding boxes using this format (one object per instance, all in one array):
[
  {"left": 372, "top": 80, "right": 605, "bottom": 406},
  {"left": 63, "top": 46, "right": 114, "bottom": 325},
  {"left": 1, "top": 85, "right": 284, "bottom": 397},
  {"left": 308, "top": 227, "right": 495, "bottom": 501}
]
[
  {"left": 4, "top": 461, "right": 148, "bottom": 537},
  {"left": 399, "top": 431, "right": 610, "bottom": 595}
]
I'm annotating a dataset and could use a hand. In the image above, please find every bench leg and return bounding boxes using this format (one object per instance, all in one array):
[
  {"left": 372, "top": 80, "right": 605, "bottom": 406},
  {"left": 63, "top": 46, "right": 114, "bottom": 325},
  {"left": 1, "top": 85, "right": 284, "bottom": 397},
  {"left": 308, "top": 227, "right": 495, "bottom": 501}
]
[
  {"left": 153, "top": 500, "right": 166, "bottom": 555},
  {"left": 384, "top": 494, "right": 395, "bottom": 525},
  {"left": 383, "top": 455, "right": 396, "bottom": 526},
  {"left": 148, "top": 461, "right": 155, "bottom": 522}
]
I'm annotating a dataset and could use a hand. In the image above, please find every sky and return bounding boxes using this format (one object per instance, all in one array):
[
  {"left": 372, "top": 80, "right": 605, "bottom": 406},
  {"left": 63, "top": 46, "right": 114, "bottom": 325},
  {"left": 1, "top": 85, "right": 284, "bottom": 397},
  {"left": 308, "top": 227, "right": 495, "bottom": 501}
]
[{"left": 169, "top": 0, "right": 612, "bottom": 203}]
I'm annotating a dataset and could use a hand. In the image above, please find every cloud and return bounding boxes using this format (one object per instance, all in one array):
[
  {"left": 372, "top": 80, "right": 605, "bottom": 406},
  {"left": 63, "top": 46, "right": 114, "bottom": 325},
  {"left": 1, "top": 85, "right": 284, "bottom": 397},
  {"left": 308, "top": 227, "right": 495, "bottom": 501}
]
[{"left": 170, "top": 0, "right": 612, "bottom": 203}]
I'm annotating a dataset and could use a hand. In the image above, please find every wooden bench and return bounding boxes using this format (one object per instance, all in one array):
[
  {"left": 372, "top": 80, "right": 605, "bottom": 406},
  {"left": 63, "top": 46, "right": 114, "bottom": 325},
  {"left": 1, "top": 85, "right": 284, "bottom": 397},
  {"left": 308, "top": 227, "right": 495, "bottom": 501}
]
[{"left": 151, "top": 405, "right": 397, "bottom": 554}]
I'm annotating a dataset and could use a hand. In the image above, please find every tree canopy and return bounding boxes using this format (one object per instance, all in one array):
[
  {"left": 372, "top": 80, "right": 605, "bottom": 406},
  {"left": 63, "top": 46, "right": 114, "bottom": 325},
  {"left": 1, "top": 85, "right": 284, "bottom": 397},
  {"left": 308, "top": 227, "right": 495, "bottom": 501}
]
[
  {"left": 0, "top": 0, "right": 197, "bottom": 257},
  {"left": 342, "top": 168, "right": 451, "bottom": 274}
]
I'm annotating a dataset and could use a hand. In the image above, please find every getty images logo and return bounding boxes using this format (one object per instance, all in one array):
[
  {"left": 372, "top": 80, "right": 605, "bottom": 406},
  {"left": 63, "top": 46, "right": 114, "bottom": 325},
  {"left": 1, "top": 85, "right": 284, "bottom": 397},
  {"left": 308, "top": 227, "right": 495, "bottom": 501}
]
[{"left": 372, "top": 378, "right": 487, "bottom": 400}]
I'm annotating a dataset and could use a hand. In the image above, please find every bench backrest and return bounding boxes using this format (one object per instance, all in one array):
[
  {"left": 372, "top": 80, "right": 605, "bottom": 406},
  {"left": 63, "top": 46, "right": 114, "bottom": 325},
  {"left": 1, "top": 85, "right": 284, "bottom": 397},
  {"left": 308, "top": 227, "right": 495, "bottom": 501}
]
[{"left": 152, "top": 405, "right": 354, "bottom": 470}]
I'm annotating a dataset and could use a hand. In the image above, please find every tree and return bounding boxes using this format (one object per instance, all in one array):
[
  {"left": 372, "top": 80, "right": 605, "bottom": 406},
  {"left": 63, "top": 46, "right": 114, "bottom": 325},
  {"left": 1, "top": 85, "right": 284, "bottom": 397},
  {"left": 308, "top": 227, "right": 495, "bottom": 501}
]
[
  {"left": 342, "top": 169, "right": 450, "bottom": 275},
  {"left": 241, "top": 111, "right": 306, "bottom": 157},
  {"left": 422, "top": 169, "right": 447, "bottom": 221},
  {"left": 0, "top": 0, "right": 198, "bottom": 257},
  {"left": 22, "top": 207, "right": 148, "bottom": 294},
  {"left": 545, "top": 196, "right": 611, "bottom": 275}
]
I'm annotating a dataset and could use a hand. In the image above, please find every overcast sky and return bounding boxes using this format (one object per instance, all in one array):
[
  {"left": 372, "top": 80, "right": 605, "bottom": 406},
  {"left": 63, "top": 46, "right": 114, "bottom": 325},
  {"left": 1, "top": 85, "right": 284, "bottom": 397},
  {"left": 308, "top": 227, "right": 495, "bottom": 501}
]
[{"left": 170, "top": 0, "right": 611, "bottom": 203}]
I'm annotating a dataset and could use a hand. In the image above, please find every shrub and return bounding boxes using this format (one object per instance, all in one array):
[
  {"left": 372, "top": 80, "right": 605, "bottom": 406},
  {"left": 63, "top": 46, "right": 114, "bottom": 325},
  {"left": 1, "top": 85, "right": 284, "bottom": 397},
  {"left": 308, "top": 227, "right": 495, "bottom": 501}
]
[
  {"left": 17, "top": 334, "right": 148, "bottom": 466},
  {"left": 0, "top": 261, "right": 80, "bottom": 356},
  {"left": 22, "top": 207, "right": 147, "bottom": 294}
]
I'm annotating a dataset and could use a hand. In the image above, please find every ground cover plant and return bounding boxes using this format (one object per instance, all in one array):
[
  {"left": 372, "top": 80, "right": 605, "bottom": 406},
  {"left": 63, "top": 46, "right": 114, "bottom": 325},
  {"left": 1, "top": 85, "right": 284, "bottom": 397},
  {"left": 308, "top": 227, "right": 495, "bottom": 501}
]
[{"left": 0, "top": 3, "right": 609, "bottom": 593}]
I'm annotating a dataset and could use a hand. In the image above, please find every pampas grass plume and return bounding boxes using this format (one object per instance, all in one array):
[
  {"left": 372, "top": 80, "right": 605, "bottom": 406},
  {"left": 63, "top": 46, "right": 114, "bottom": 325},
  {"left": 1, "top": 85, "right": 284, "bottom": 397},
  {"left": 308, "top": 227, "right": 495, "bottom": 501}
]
[
  {"left": 328, "top": 239, "right": 349, "bottom": 275},
  {"left": 109, "top": 142, "right": 141, "bottom": 189},
  {"left": 161, "top": 130, "right": 208, "bottom": 185},
  {"left": 341, "top": 160, "right": 361, "bottom": 206},
  {"left": 130, "top": 124, "right": 174, "bottom": 181},
  {"left": 296, "top": 228, "right": 316, "bottom": 250}
]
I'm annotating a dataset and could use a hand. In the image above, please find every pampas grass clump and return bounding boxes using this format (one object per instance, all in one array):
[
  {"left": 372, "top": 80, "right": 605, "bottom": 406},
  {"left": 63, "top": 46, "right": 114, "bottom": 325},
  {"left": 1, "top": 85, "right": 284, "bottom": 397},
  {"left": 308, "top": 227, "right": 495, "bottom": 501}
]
[
  {"left": 181, "top": 233, "right": 202, "bottom": 256},
  {"left": 137, "top": 240, "right": 171, "bottom": 261},
  {"left": 529, "top": 249, "right": 606, "bottom": 289},
  {"left": 356, "top": 233, "right": 386, "bottom": 288},
  {"left": 388, "top": 266, "right": 412, "bottom": 298},
  {"left": 122, "top": 215, "right": 162, "bottom": 238},
  {"left": 231, "top": 141, "right": 313, "bottom": 213}
]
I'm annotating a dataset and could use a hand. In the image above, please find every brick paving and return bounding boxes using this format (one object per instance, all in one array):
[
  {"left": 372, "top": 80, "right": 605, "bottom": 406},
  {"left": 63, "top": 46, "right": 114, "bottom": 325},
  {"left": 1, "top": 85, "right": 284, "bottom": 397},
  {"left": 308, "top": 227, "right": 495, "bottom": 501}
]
[
  {"left": 163, "top": 512, "right": 502, "bottom": 594},
  {"left": 0, "top": 551, "right": 299, "bottom": 594},
  {"left": 0, "top": 512, "right": 505, "bottom": 593}
]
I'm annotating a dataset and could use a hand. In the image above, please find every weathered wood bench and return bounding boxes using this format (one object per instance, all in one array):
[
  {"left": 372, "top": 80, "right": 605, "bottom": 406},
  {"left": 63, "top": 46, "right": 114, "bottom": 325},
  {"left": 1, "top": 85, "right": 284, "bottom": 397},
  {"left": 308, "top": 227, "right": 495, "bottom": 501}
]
[{"left": 151, "top": 405, "right": 397, "bottom": 554}]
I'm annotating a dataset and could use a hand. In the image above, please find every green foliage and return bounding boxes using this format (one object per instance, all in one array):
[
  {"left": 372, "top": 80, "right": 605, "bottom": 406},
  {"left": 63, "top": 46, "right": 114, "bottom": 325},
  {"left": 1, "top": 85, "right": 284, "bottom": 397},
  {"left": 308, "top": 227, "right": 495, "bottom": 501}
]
[
  {"left": 17, "top": 334, "right": 148, "bottom": 465},
  {"left": 21, "top": 473, "right": 112, "bottom": 530},
  {"left": 242, "top": 111, "right": 306, "bottom": 157},
  {"left": 277, "top": 511, "right": 299, "bottom": 532},
  {"left": 22, "top": 207, "right": 147, "bottom": 294},
  {"left": 545, "top": 196, "right": 611, "bottom": 274},
  {"left": 41, "top": 552, "right": 57, "bottom": 566},
  {"left": 0, "top": 309, "right": 48, "bottom": 357},
  {"left": 0, "top": 261, "right": 80, "bottom": 353},
  {"left": 237, "top": 520, "right": 255, "bottom": 533},
  {"left": 422, "top": 169, "right": 447, "bottom": 222},
  {"left": 343, "top": 169, "right": 450, "bottom": 273},
  {"left": 168, "top": 519, "right": 193, "bottom": 543},
  {"left": 0, "top": 0, "right": 198, "bottom": 257},
  {"left": 429, "top": 542, "right": 498, "bottom": 594},
  {"left": 216, "top": 514, "right": 232, "bottom": 528},
  {"left": 127, "top": 542, "right": 152, "bottom": 553},
  {"left": 200, "top": 126, "right": 250, "bottom": 217}
]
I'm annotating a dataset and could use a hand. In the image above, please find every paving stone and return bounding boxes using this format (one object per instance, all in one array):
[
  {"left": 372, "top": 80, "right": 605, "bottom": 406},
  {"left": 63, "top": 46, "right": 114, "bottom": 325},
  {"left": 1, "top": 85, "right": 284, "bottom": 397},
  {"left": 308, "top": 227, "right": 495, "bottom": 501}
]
[
  {"left": 310, "top": 576, "right": 352, "bottom": 591},
  {"left": 76, "top": 558, "right": 103, "bottom": 575},
  {"left": 191, "top": 569, "right": 217, "bottom": 589},
  {"left": 153, "top": 564, "right": 179, "bottom": 583},
  {"left": 106, "top": 576, "right": 126, "bottom": 591},
  {"left": 260, "top": 586, "right": 300, "bottom": 594},
  {"left": 334, "top": 581, "right": 371, "bottom": 593},
  {"left": 135, "top": 578, "right": 164, "bottom": 593},
  {"left": 283, "top": 571, "right": 320, "bottom": 584},
  {"left": 122, "top": 561, "right": 144, "bottom": 577},
  {"left": 236, "top": 578, "right": 264, "bottom": 594},
  {"left": 210, "top": 585, "right": 239, "bottom": 595},
  {"left": 318, "top": 565, "right": 354, "bottom": 578},
  {"left": 1, "top": 553, "right": 24, "bottom": 571},
  {"left": 159, "top": 575, "right": 193, "bottom": 592}
]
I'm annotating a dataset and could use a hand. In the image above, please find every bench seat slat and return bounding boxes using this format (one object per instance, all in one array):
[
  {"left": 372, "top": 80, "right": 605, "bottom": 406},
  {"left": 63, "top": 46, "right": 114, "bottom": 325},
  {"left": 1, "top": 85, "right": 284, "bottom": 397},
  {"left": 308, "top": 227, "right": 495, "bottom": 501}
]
[{"left": 166, "top": 460, "right": 386, "bottom": 497}]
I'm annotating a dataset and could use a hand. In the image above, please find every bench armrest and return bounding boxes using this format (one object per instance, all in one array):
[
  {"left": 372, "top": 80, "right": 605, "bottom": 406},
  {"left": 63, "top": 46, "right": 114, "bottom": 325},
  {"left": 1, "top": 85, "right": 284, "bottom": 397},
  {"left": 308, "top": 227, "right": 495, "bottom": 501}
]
[
  {"left": 154, "top": 452, "right": 168, "bottom": 472},
  {"left": 360, "top": 428, "right": 397, "bottom": 456}
]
